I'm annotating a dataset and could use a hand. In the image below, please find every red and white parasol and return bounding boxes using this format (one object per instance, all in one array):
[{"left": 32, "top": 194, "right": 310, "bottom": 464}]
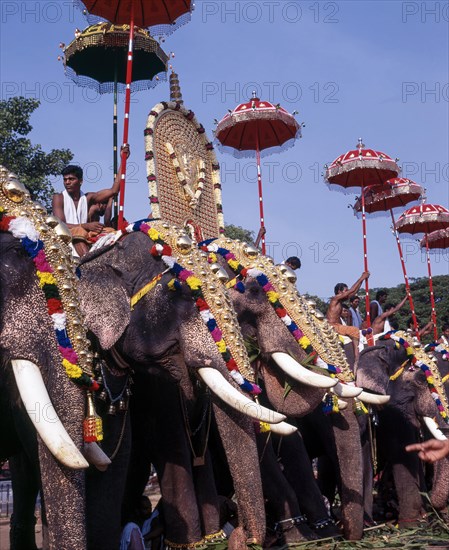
[
  {"left": 353, "top": 178, "right": 424, "bottom": 335},
  {"left": 396, "top": 203, "right": 449, "bottom": 340},
  {"left": 215, "top": 93, "right": 302, "bottom": 254},
  {"left": 325, "top": 139, "right": 400, "bottom": 329}
]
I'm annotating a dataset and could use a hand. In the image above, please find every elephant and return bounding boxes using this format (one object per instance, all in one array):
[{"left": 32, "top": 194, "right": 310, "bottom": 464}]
[
  {"left": 355, "top": 333, "right": 449, "bottom": 527},
  {"left": 198, "top": 236, "right": 377, "bottom": 541},
  {"left": 74, "top": 221, "right": 294, "bottom": 549},
  {"left": 0, "top": 208, "right": 90, "bottom": 548}
]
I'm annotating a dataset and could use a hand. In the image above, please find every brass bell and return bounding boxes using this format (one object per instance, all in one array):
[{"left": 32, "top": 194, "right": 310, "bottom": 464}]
[
  {"left": 176, "top": 234, "right": 193, "bottom": 254},
  {"left": 54, "top": 221, "right": 72, "bottom": 243},
  {"left": 118, "top": 399, "right": 128, "bottom": 411},
  {"left": 107, "top": 403, "right": 117, "bottom": 415},
  {"left": 126, "top": 387, "right": 132, "bottom": 397},
  {"left": 32, "top": 200, "right": 47, "bottom": 213},
  {"left": 98, "top": 389, "right": 108, "bottom": 401},
  {"left": 96, "top": 376, "right": 103, "bottom": 385}
]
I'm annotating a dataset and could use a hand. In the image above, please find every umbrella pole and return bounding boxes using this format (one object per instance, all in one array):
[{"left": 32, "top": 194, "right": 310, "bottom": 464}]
[
  {"left": 361, "top": 184, "right": 372, "bottom": 334},
  {"left": 255, "top": 140, "right": 266, "bottom": 255},
  {"left": 425, "top": 234, "right": 439, "bottom": 341},
  {"left": 390, "top": 209, "right": 419, "bottom": 337},
  {"left": 112, "top": 72, "right": 118, "bottom": 228},
  {"left": 117, "top": 1, "right": 135, "bottom": 230}
]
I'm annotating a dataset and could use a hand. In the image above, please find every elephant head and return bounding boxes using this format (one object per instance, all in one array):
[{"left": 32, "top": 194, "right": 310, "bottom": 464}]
[{"left": 0, "top": 168, "right": 94, "bottom": 550}]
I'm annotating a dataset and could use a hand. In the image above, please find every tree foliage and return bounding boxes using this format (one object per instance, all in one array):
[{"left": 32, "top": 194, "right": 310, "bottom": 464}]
[
  {"left": 0, "top": 97, "right": 73, "bottom": 210},
  {"left": 224, "top": 223, "right": 255, "bottom": 245}
]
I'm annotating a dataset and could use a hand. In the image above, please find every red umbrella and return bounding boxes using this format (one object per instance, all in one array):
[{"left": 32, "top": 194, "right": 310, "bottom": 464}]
[
  {"left": 324, "top": 139, "right": 400, "bottom": 330},
  {"left": 424, "top": 228, "right": 449, "bottom": 250},
  {"left": 215, "top": 93, "right": 302, "bottom": 254},
  {"left": 76, "top": 0, "right": 193, "bottom": 229},
  {"left": 353, "top": 178, "right": 424, "bottom": 336},
  {"left": 396, "top": 203, "right": 449, "bottom": 340}
]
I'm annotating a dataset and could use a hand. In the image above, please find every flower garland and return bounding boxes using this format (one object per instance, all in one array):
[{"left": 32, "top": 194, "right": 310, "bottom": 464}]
[
  {"left": 201, "top": 243, "right": 340, "bottom": 375},
  {"left": 424, "top": 342, "right": 449, "bottom": 362},
  {"left": 144, "top": 101, "right": 225, "bottom": 233},
  {"left": 379, "top": 331, "right": 449, "bottom": 424},
  {"left": 0, "top": 208, "right": 99, "bottom": 393},
  {"left": 127, "top": 220, "right": 260, "bottom": 395}
]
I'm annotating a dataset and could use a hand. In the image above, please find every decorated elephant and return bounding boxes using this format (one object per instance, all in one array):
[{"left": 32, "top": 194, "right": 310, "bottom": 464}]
[
  {"left": 0, "top": 170, "right": 93, "bottom": 550},
  {"left": 197, "top": 236, "right": 386, "bottom": 541},
  {"left": 355, "top": 332, "right": 449, "bottom": 526}
]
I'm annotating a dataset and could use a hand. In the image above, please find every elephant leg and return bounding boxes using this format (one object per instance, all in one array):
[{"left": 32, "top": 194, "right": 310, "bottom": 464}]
[
  {"left": 191, "top": 450, "right": 221, "bottom": 537},
  {"left": 257, "top": 432, "right": 316, "bottom": 547},
  {"left": 213, "top": 401, "right": 265, "bottom": 549},
  {"left": 275, "top": 432, "right": 339, "bottom": 539},
  {"left": 360, "top": 418, "right": 374, "bottom": 525},
  {"left": 316, "top": 455, "right": 337, "bottom": 506},
  {"left": 9, "top": 452, "right": 39, "bottom": 550},
  {"left": 378, "top": 409, "right": 425, "bottom": 526},
  {"left": 331, "top": 406, "right": 364, "bottom": 540}
]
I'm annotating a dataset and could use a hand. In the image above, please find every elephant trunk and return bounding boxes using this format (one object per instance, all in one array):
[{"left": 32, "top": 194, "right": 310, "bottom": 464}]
[
  {"left": 213, "top": 401, "right": 265, "bottom": 545},
  {"left": 331, "top": 404, "right": 364, "bottom": 540},
  {"left": 431, "top": 457, "right": 449, "bottom": 511}
]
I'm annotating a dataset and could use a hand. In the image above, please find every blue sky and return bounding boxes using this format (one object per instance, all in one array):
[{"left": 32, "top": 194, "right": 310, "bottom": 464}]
[{"left": 1, "top": 0, "right": 448, "bottom": 300}]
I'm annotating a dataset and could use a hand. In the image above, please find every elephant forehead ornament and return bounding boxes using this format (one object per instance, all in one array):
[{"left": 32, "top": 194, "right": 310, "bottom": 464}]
[
  {"left": 0, "top": 166, "right": 103, "bottom": 440},
  {"left": 209, "top": 236, "right": 354, "bottom": 383},
  {"left": 386, "top": 331, "right": 449, "bottom": 422},
  {"left": 129, "top": 220, "right": 255, "bottom": 385}
]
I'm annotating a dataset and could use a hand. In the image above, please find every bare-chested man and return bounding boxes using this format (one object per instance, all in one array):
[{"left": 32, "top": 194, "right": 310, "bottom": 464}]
[{"left": 326, "top": 272, "right": 370, "bottom": 360}]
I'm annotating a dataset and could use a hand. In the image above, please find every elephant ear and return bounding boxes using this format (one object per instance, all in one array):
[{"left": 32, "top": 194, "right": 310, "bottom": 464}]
[{"left": 78, "top": 262, "right": 131, "bottom": 350}]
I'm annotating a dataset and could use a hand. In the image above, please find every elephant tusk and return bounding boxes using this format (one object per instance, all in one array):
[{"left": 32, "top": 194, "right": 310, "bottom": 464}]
[
  {"left": 267, "top": 421, "right": 298, "bottom": 436},
  {"left": 11, "top": 359, "right": 89, "bottom": 470},
  {"left": 83, "top": 442, "right": 112, "bottom": 472},
  {"left": 357, "top": 390, "right": 390, "bottom": 405},
  {"left": 198, "top": 367, "right": 286, "bottom": 424},
  {"left": 337, "top": 399, "right": 348, "bottom": 410},
  {"left": 423, "top": 416, "right": 447, "bottom": 441},
  {"left": 332, "top": 381, "right": 363, "bottom": 398},
  {"left": 271, "top": 352, "right": 338, "bottom": 389}
]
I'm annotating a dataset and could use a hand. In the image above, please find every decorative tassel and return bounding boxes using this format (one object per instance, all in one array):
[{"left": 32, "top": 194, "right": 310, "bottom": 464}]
[
  {"left": 331, "top": 394, "right": 340, "bottom": 413},
  {"left": 353, "top": 398, "right": 368, "bottom": 416},
  {"left": 83, "top": 391, "right": 103, "bottom": 442},
  {"left": 259, "top": 422, "right": 271, "bottom": 433},
  {"left": 322, "top": 393, "right": 333, "bottom": 415}
]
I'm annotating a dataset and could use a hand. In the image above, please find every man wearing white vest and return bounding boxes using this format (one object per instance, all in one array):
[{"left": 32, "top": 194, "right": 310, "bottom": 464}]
[{"left": 52, "top": 145, "right": 129, "bottom": 256}]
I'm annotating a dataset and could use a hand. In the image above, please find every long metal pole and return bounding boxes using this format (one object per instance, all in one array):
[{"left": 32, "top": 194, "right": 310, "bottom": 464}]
[
  {"left": 112, "top": 70, "right": 118, "bottom": 227},
  {"left": 361, "top": 183, "right": 371, "bottom": 329},
  {"left": 255, "top": 134, "right": 266, "bottom": 255},
  {"left": 425, "top": 234, "right": 439, "bottom": 341},
  {"left": 390, "top": 209, "right": 420, "bottom": 337},
  {"left": 117, "top": 1, "right": 134, "bottom": 230}
]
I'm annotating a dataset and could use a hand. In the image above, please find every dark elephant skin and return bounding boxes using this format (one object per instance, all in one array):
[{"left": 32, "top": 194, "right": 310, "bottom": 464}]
[
  {"left": 0, "top": 232, "right": 86, "bottom": 550},
  {"left": 425, "top": 354, "right": 449, "bottom": 513},
  {"left": 356, "top": 340, "right": 449, "bottom": 525},
  {"left": 225, "top": 278, "right": 362, "bottom": 539},
  {"left": 78, "top": 231, "right": 266, "bottom": 546}
]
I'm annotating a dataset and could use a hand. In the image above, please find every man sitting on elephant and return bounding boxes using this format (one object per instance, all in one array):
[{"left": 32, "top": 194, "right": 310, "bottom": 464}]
[
  {"left": 52, "top": 144, "right": 129, "bottom": 256},
  {"left": 326, "top": 272, "right": 370, "bottom": 360}
]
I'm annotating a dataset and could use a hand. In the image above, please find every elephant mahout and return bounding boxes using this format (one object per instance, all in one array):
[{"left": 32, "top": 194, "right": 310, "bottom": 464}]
[{"left": 355, "top": 332, "right": 449, "bottom": 527}]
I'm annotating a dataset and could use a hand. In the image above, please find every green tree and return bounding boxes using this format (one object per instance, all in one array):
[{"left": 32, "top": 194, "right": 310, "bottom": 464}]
[
  {"left": 224, "top": 223, "right": 255, "bottom": 245},
  {"left": 0, "top": 97, "right": 73, "bottom": 210}
]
